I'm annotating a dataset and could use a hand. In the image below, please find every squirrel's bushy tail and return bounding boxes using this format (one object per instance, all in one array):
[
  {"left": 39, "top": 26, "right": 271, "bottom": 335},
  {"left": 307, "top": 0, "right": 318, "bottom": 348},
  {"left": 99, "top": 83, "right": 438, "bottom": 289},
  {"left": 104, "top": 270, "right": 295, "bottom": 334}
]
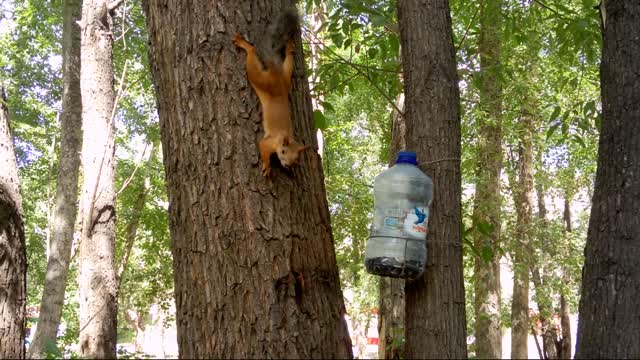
[{"left": 258, "top": 7, "right": 300, "bottom": 66}]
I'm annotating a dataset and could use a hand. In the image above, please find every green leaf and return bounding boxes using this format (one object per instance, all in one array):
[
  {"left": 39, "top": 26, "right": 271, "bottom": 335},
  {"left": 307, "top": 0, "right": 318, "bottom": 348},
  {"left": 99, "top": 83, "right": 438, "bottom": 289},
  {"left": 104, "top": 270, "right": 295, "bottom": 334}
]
[
  {"left": 367, "top": 47, "right": 378, "bottom": 59},
  {"left": 389, "top": 35, "right": 400, "bottom": 57},
  {"left": 313, "top": 110, "right": 327, "bottom": 130},
  {"left": 463, "top": 237, "right": 482, "bottom": 259},
  {"left": 549, "top": 106, "right": 561, "bottom": 122},
  {"left": 476, "top": 221, "right": 495, "bottom": 236},
  {"left": 481, "top": 245, "right": 494, "bottom": 262},
  {"left": 572, "top": 134, "right": 586, "bottom": 148},
  {"left": 44, "top": 336, "right": 63, "bottom": 359},
  {"left": 370, "top": 14, "right": 386, "bottom": 27},
  {"left": 321, "top": 101, "right": 335, "bottom": 113},
  {"left": 546, "top": 122, "right": 560, "bottom": 139},
  {"left": 584, "top": 100, "right": 596, "bottom": 116}
]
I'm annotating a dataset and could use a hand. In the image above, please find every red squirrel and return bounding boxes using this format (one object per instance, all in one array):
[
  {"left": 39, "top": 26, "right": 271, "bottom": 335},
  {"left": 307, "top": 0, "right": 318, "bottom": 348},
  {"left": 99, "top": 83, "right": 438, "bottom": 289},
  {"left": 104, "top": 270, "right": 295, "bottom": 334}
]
[{"left": 233, "top": 8, "right": 308, "bottom": 177}]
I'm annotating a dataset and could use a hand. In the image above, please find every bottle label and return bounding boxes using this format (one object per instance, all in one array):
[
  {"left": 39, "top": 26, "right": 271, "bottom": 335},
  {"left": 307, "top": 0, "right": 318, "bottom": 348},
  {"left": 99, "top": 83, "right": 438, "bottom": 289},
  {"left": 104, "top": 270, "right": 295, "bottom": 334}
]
[
  {"left": 404, "top": 207, "right": 428, "bottom": 238},
  {"left": 372, "top": 206, "right": 428, "bottom": 240}
]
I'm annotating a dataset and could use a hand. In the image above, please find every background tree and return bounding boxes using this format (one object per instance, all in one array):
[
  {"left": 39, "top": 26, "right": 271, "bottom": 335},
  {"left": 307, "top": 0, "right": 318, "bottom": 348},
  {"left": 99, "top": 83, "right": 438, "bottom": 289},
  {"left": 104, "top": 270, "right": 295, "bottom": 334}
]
[
  {"left": 143, "top": 0, "right": 353, "bottom": 357},
  {"left": 0, "top": 86, "right": 27, "bottom": 359},
  {"left": 509, "top": 94, "right": 534, "bottom": 360},
  {"left": 77, "top": 0, "right": 122, "bottom": 357},
  {"left": 27, "top": 0, "right": 82, "bottom": 357},
  {"left": 378, "top": 94, "right": 406, "bottom": 359},
  {"left": 576, "top": 0, "right": 640, "bottom": 357},
  {"left": 472, "top": 0, "right": 503, "bottom": 357},
  {"left": 397, "top": 0, "right": 467, "bottom": 358},
  {"left": 0, "top": 87, "right": 27, "bottom": 359}
]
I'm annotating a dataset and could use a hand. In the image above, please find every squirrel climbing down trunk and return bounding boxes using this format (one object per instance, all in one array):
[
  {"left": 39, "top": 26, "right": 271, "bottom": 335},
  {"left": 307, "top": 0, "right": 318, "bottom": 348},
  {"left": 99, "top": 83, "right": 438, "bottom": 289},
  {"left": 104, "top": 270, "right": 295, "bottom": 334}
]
[{"left": 233, "top": 8, "right": 308, "bottom": 178}]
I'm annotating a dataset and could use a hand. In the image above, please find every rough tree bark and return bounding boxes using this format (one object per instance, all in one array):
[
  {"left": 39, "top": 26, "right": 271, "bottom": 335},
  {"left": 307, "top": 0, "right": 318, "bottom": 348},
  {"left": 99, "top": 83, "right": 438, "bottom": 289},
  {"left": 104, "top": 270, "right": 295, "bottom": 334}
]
[
  {"left": 511, "top": 105, "right": 534, "bottom": 359},
  {"left": 396, "top": 1, "right": 467, "bottom": 358},
  {"left": 142, "top": 1, "right": 352, "bottom": 358},
  {"left": 0, "top": 88, "right": 26, "bottom": 359},
  {"left": 576, "top": 1, "right": 640, "bottom": 357},
  {"left": 472, "top": 0, "right": 503, "bottom": 358},
  {"left": 28, "top": 0, "right": 83, "bottom": 357},
  {"left": 378, "top": 94, "right": 405, "bottom": 360},
  {"left": 77, "top": 0, "right": 119, "bottom": 357}
]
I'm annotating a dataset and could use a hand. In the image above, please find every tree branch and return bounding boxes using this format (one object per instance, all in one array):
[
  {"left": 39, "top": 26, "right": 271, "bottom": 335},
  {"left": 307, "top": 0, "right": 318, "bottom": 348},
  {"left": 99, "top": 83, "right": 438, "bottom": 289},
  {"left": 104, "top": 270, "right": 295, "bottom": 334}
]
[
  {"left": 302, "top": 29, "right": 404, "bottom": 117},
  {"left": 115, "top": 142, "right": 150, "bottom": 197},
  {"left": 456, "top": 0, "right": 482, "bottom": 53}
]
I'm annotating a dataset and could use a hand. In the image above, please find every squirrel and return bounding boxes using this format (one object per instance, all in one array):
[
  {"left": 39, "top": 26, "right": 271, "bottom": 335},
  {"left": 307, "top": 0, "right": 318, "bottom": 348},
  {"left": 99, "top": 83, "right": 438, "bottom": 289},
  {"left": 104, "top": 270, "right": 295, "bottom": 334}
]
[{"left": 233, "top": 8, "right": 308, "bottom": 177}]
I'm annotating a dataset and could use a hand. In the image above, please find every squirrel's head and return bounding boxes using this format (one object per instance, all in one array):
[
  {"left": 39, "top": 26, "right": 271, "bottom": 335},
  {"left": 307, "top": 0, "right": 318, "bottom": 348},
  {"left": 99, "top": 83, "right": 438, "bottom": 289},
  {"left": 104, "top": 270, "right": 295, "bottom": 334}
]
[{"left": 277, "top": 136, "right": 308, "bottom": 168}]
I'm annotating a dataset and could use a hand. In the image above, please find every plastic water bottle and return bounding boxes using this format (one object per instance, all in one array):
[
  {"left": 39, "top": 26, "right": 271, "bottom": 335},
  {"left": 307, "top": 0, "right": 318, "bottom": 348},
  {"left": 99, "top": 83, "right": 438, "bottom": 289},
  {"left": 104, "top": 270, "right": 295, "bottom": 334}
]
[{"left": 364, "top": 151, "right": 433, "bottom": 280}]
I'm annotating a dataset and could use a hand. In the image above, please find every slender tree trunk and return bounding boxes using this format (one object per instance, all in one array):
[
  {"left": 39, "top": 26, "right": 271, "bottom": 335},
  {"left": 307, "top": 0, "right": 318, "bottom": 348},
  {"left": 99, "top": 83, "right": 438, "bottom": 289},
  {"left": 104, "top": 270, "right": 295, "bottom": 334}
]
[
  {"left": 77, "top": 0, "right": 119, "bottom": 357},
  {"left": 532, "top": 325, "right": 544, "bottom": 359},
  {"left": 115, "top": 179, "right": 147, "bottom": 289},
  {"left": 473, "top": 0, "right": 503, "bottom": 358},
  {"left": 123, "top": 310, "right": 146, "bottom": 353},
  {"left": 143, "top": 1, "right": 352, "bottom": 358},
  {"left": 378, "top": 93, "right": 405, "bottom": 360},
  {"left": 531, "top": 182, "right": 559, "bottom": 360},
  {"left": 558, "top": 196, "right": 571, "bottom": 360},
  {"left": 28, "top": 0, "right": 83, "bottom": 357},
  {"left": 511, "top": 107, "right": 534, "bottom": 359},
  {"left": 396, "top": 1, "right": 467, "bottom": 358},
  {"left": 0, "top": 88, "right": 26, "bottom": 360},
  {"left": 530, "top": 267, "right": 558, "bottom": 360},
  {"left": 576, "top": 1, "right": 640, "bottom": 357}
]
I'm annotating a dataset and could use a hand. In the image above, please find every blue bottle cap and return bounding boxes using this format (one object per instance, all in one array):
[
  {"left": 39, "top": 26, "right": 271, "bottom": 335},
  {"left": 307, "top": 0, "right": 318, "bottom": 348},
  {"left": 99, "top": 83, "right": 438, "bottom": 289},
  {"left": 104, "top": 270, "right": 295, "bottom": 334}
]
[{"left": 396, "top": 151, "right": 418, "bottom": 165}]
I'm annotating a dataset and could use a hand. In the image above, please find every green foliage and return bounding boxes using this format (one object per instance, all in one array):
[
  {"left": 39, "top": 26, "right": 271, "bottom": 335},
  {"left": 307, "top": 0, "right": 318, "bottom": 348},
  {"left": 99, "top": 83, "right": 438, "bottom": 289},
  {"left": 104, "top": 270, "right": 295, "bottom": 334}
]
[
  {"left": 322, "top": 77, "right": 389, "bottom": 321},
  {"left": 452, "top": 0, "right": 599, "bottom": 344},
  {"left": 111, "top": 0, "right": 174, "bottom": 339},
  {"left": 1, "top": 0, "right": 63, "bottom": 310},
  {"left": 304, "top": 0, "right": 402, "bottom": 152},
  {"left": 43, "top": 336, "right": 63, "bottom": 359},
  {"left": 3, "top": 0, "right": 173, "bottom": 353}
]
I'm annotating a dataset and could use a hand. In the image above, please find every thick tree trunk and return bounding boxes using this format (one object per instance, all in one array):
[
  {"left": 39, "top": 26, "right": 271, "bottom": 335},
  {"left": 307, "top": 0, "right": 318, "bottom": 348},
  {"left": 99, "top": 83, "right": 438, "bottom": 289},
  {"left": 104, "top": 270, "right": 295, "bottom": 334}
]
[
  {"left": 77, "top": 0, "right": 118, "bottom": 357},
  {"left": 576, "top": 1, "right": 640, "bottom": 357},
  {"left": 511, "top": 108, "right": 534, "bottom": 359},
  {"left": 472, "top": 0, "right": 503, "bottom": 358},
  {"left": 143, "top": 1, "right": 352, "bottom": 358},
  {"left": 28, "top": 0, "right": 83, "bottom": 357},
  {"left": 396, "top": 1, "right": 467, "bottom": 358},
  {"left": 0, "top": 89, "right": 26, "bottom": 360},
  {"left": 378, "top": 94, "right": 405, "bottom": 360}
]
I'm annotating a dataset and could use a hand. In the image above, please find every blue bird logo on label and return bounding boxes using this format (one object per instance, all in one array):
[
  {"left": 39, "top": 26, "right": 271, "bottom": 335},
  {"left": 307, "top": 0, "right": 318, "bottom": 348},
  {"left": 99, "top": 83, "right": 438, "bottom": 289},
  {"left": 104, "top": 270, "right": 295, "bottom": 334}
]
[{"left": 414, "top": 207, "right": 426, "bottom": 224}]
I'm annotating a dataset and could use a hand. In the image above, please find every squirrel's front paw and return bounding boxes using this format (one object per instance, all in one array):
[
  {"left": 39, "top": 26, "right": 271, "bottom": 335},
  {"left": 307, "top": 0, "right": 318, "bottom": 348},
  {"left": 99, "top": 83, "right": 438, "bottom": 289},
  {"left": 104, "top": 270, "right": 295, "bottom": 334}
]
[
  {"left": 262, "top": 165, "right": 272, "bottom": 178},
  {"left": 232, "top": 33, "right": 246, "bottom": 47}
]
